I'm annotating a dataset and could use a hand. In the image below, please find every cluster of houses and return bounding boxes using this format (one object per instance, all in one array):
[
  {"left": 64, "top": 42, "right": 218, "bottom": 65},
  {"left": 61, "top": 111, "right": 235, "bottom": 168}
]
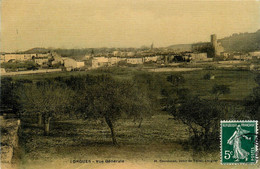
[
  {"left": 1, "top": 50, "right": 215, "bottom": 71},
  {"left": 0, "top": 53, "right": 49, "bottom": 64},
  {"left": 0, "top": 52, "right": 85, "bottom": 71},
  {"left": 216, "top": 51, "right": 260, "bottom": 61},
  {"left": 86, "top": 51, "right": 219, "bottom": 69},
  {"left": 1, "top": 33, "right": 260, "bottom": 72},
  {"left": 90, "top": 56, "right": 158, "bottom": 68},
  {"left": 2, "top": 49, "right": 260, "bottom": 72},
  {"left": 85, "top": 48, "right": 260, "bottom": 69}
]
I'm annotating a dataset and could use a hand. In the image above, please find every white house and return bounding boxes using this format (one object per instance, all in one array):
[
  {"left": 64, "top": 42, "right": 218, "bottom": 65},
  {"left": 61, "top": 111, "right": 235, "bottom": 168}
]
[
  {"left": 92, "top": 57, "right": 109, "bottom": 68},
  {"left": 144, "top": 56, "right": 158, "bottom": 62},
  {"left": 249, "top": 51, "right": 260, "bottom": 58},
  {"left": 126, "top": 58, "right": 143, "bottom": 64},
  {"left": 190, "top": 53, "right": 208, "bottom": 61},
  {"left": 34, "top": 57, "right": 49, "bottom": 65},
  {"left": 127, "top": 52, "right": 135, "bottom": 57},
  {"left": 51, "top": 54, "right": 64, "bottom": 65},
  {"left": 108, "top": 57, "right": 118, "bottom": 66},
  {"left": 0, "top": 54, "right": 34, "bottom": 62},
  {"left": 84, "top": 55, "right": 92, "bottom": 60},
  {"left": 63, "top": 58, "right": 85, "bottom": 70},
  {"left": 0, "top": 53, "right": 52, "bottom": 63},
  {"left": 113, "top": 51, "right": 120, "bottom": 57}
]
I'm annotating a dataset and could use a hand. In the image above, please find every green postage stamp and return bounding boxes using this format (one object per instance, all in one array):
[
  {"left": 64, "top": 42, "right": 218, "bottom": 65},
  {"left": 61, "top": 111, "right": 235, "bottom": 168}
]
[{"left": 221, "top": 120, "right": 258, "bottom": 164}]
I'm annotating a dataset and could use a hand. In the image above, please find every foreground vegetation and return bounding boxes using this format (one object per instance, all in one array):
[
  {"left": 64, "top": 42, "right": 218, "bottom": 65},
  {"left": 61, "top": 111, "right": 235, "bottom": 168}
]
[
  {"left": 19, "top": 116, "right": 212, "bottom": 163},
  {"left": 1, "top": 67, "right": 259, "bottom": 167}
]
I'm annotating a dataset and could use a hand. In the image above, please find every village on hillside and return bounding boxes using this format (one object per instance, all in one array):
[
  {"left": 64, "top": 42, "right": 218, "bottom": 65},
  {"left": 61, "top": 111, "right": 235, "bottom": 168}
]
[{"left": 1, "top": 34, "right": 260, "bottom": 76}]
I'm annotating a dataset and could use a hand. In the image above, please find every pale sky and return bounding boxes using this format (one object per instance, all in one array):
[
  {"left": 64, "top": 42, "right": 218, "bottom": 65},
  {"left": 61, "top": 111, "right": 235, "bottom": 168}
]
[{"left": 1, "top": 0, "right": 260, "bottom": 52}]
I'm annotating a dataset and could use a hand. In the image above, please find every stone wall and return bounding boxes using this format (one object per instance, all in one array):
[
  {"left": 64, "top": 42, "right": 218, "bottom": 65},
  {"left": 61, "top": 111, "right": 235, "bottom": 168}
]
[{"left": 1, "top": 116, "right": 20, "bottom": 169}]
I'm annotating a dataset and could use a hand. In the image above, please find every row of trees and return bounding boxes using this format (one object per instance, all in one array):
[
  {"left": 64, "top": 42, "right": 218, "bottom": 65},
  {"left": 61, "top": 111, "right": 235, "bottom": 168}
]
[
  {"left": 1, "top": 72, "right": 259, "bottom": 149},
  {"left": 2, "top": 61, "right": 39, "bottom": 71},
  {"left": 10, "top": 74, "right": 155, "bottom": 145}
]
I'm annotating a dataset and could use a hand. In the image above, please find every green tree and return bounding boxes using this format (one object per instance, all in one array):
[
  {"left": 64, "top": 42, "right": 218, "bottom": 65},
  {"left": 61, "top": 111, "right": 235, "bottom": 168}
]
[
  {"left": 128, "top": 86, "right": 151, "bottom": 128},
  {"left": 166, "top": 74, "right": 185, "bottom": 88},
  {"left": 211, "top": 84, "right": 230, "bottom": 100},
  {"left": 161, "top": 74, "right": 189, "bottom": 111},
  {"left": 132, "top": 72, "right": 162, "bottom": 127},
  {"left": 2, "top": 61, "right": 39, "bottom": 71},
  {"left": 0, "top": 77, "right": 19, "bottom": 114}
]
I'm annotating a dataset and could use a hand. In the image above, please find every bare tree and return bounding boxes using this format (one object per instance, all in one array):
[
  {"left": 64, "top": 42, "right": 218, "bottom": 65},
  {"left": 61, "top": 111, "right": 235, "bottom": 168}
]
[
  {"left": 17, "top": 82, "right": 74, "bottom": 135},
  {"left": 77, "top": 75, "right": 150, "bottom": 145},
  {"left": 167, "top": 96, "right": 221, "bottom": 150}
]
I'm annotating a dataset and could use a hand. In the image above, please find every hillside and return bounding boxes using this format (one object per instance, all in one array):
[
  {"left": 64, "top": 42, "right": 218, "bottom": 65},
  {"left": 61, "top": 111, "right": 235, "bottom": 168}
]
[
  {"left": 22, "top": 48, "right": 114, "bottom": 58},
  {"left": 219, "top": 30, "right": 260, "bottom": 52},
  {"left": 168, "top": 29, "right": 260, "bottom": 53},
  {"left": 23, "top": 48, "right": 51, "bottom": 54}
]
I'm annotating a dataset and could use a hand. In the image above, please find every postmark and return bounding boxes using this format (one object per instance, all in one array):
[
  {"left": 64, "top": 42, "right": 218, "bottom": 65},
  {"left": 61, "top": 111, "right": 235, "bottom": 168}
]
[{"left": 221, "top": 120, "right": 258, "bottom": 165}]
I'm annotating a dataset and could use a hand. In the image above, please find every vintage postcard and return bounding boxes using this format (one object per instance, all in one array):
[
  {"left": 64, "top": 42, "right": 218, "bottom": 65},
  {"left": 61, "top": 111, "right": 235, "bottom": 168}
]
[{"left": 1, "top": 0, "right": 260, "bottom": 169}]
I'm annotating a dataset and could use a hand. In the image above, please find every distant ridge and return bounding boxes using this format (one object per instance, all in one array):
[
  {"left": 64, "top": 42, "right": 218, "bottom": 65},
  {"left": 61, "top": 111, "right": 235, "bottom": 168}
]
[
  {"left": 167, "top": 29, "right": 260, "bottom": 53},
  {"left": 167, "top": 44, "right": 192, "bottom": 51},
  {"left": 219, "top": 29, "right": 260, "bottom": 52},
  {"left": 23, "top": 47, "right": 51, "bottom": 54}
]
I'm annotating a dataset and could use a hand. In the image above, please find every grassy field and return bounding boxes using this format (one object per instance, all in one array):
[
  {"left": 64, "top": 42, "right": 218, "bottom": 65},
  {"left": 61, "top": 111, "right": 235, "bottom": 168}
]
[
  {"left": 180, "top": 69, "right": 257, "bottom": 101},
  {"left": 8, "top": 67, "right": 257, "bottom": 101},
  {"left": 20, "top": 115, "right": 189, "bottom": 160},
  {"left": 18, "top": 114, "right": 259, "bottom": 169},
  {"left": 19, "top": 115, "right": 212, "bottom": 167}
]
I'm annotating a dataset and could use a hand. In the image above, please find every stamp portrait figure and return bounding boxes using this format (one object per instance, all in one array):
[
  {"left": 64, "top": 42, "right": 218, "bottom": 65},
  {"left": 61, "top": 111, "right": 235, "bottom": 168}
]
[{"left": 227, "top": 125, "right": 251, "bottom": 162}]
